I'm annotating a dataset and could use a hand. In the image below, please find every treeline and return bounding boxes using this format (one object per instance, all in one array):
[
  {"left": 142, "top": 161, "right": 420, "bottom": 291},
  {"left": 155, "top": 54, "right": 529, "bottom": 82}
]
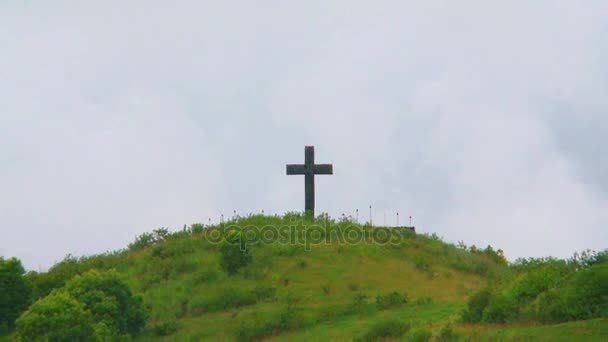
[
  {"left": 461, "top": 249, "right": 608, "bottom": 324},
  {"left": 0, "top": 256, "right": 145, "bottom": 340}
]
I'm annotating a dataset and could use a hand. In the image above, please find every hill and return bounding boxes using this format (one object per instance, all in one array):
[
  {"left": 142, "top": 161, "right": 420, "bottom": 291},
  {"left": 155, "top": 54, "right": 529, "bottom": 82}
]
[{"left": 1, "top": 213, "right": 607, "bottom": 341}]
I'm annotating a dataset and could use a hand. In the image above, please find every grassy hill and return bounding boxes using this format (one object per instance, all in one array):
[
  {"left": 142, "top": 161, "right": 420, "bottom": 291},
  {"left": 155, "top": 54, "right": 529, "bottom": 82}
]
[{"left": 2, "top": 213, "right": 607, "bottom": 341}]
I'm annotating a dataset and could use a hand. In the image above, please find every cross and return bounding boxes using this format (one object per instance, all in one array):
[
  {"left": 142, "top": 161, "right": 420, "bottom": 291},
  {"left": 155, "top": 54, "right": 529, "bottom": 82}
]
[{"left": 286, "top": 146, "right": 333, "bottom": 218}]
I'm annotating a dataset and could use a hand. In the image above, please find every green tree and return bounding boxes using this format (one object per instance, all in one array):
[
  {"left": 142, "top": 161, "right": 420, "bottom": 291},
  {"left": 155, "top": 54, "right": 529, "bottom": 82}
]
[
  {"left": 15, "top": 291, "right": 94, "bottom": 341},
  {"left": 64, "top": 269, "right": 146, "bottom": 335},
  {"left": 0, "top": 257, "right": 31, "bottom": 331}
]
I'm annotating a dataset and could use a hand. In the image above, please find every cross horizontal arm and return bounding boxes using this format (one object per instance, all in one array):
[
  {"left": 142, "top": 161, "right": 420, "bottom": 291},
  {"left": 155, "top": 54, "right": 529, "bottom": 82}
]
[
  {"left": 286, "top": 164, "right": 306, "bottom": 175},
  {"left": 314, "top": 164, "right": 333, "bottom": 175}
]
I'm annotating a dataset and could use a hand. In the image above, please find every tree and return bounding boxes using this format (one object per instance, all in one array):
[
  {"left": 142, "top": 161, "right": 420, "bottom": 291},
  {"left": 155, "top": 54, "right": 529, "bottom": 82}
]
[
  {"left": 0, "top": 257, "right": 31, "bottom": 331},
  {"left": 15, "top": 291, "right": 94, "bottom": 341},
  {"left": 64, "top": 269, "right": 146, "bottom": 335}
]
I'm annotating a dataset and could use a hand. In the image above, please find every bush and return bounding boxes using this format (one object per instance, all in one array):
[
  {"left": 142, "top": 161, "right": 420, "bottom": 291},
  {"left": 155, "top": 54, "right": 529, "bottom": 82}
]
[
  {"left": 510, "top": 260, "right": 571, "bottom": 303},
  {"left": 64, "top": 269, "right": 147, "bottom": 335},
  {"left": 129, "top": 228, "right": 169, "bottom": 251},
  {"left": 481, "top": 293, "right": 518, "bottom": 323},
  {"left": 220, "top": 235, "right": 252, "bottom": 275},
  {"left": 360, "top": 318, "right": 410, "bottom": 341},
  {"left": 15, "top": 291, "right": 95, "bottom": 341},
  {"left": 150, "top": 320, "right": 178, "bottom": 337},
  {"left": 376, "top": 291, "right": 408, "bottom": 309},
  {"left": 537, "top": 263, "right": 608, "bottom": 323},
  {"left": 461, "top": 288, "right": 492, "bottom": 323},
  {"left": 0, "top": 257, "right": 31, "bottom": 330},
  {"left": 436, "top": 325, "right": 458, "bottom": 341}
]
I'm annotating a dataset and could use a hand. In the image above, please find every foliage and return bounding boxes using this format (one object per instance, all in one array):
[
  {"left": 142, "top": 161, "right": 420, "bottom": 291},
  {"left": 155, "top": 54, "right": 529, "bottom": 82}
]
[
  {"left": 537, "top": 263, "right": 608, "bottom": 323},
  {"left": 150, "top": 320, "right": 178, "bottom": 337},
  {"left": 219, "top": 234, "right": 252, "bottom": 275},
  {"left": 128, "top": 228, "right": 169, "bottom": 251},
  {"left": 63, "top": 269, "right": 146, "bottom": 335},
  {"left": 463, "top": 249, "right": 608, "bottom": 325},
  {"left": 461, "top": 288, "right": 492, "bottom": 323},
  {"left": 359, "top": 318, "right": 410, "bottom": 341},
  {"left": 481, "top": 292, "right": 518, "bottom": 323},
  {"left": 7, "top": 215, "right": 607, "bottom": 340},
  {"left": 0, "top": 257, "right": 31, "bottom": 331},
  {"left": 376, "top": 291, "right": 408, "bottom": 309},
  {"left": 15, "top": 291, "right": 95, "bottom": 341}
]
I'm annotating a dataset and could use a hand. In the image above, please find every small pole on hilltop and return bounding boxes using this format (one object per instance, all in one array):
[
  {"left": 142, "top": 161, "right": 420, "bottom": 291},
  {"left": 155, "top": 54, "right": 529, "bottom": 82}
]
[
  {"left": 262, "top": 209, "right": 265, "bottom": 215},
  {"left": 356, "top": 209, "right": 359, "bottom": 222},
  {"left": 369, "top": 205, "right": 372, "bottom": 227},
  {"left": 233, "top": 210, "right": 237, "bottom": 218},
  {"left": 397, "top": 211, "right": 399, "bottom": 226},
  {"left": 409, "top": 215, "right": 412, "bottom": 226},
  {"left": 208, "top": 217, "right": 211, "bottom": 225},
  {"left": 221, "top": 214, "right": 224, "bottom": 224},
  {"left": 342, "top": 213, "right": 345, "bottom": 221}
]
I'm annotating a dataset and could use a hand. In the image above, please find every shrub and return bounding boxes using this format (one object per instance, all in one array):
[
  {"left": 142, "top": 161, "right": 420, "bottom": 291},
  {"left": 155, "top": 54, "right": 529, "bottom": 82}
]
[
  {"left": 481, "top": 293, "right": 518, "bottom": 323},
  {"left": 461, "top": 288, "right": 492, "bottom": 323},
  {"left": 360, "top": 318, "right": 410, "bottom": 341},
  {"left": 220, "top": 235, "right": 252, "bottom": 275},
  {"left": 376, "top": 291, "right": 408, "bottom": 309},
  {"left": 0, "top": 257, "right": 31, "bottom": 330},
  {"left": 510, "top": 260, "right": 571, "bottom": 303},
  {"left": 15, "top": 291, "right": 95, "bottom": 341},
  {"left": 537, "top": 263, "right": 608, "bottom": 323},
  {"left": 150, "top": 320, "right": 178, "bottom": 337},
  {"left": 64, "top": 269, "right": 147, "bottom": 335}
]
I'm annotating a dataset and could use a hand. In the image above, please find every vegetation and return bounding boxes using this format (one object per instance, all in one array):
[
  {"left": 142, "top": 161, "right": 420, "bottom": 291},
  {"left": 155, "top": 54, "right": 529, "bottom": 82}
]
[
  {"left": 0, "top": 257, "right": 30, "bottom": 332},
  {"left": 14, "top": 269, "right": 145, "bottom": 341},
  {"left": 0, "top": 213, "right": 605, "bottom": 340},
  {"left": 461, "top": 250, "right": 608, "bottom": 325}
]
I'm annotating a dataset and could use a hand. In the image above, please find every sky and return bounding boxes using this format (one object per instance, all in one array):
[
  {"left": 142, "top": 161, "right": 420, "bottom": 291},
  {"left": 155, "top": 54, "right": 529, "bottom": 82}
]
[{"left": 1, "top": 1, "right": 607, "bottom": 270}]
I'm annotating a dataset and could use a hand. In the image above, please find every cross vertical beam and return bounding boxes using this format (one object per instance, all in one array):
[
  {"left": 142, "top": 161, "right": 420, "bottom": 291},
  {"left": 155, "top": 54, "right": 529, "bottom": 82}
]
[{"left": 286, "top": 145, "right": 333, "bottom": 218}]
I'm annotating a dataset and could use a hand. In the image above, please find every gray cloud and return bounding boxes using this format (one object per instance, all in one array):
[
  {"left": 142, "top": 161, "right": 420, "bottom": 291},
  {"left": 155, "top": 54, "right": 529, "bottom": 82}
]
[{"left": 1, "top": 1, "right": 607, "bottom": 269}]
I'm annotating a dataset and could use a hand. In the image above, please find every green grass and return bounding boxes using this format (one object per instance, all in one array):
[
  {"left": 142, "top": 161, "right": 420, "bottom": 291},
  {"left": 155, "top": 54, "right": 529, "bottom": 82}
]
[{"left": 10, "top": 214, "right": 608, "bottom": 340}]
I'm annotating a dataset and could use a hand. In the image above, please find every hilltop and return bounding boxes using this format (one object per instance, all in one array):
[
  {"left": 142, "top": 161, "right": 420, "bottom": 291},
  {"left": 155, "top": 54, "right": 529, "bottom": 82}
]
[{"left": 1, "top": 213, "right": 606, "bottom": 341}]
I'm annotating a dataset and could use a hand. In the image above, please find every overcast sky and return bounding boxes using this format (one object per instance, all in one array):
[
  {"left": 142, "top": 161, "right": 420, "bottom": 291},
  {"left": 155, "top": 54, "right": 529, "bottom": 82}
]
[{"left": 1, "top": 1, "right": 607, "bottom": 270}]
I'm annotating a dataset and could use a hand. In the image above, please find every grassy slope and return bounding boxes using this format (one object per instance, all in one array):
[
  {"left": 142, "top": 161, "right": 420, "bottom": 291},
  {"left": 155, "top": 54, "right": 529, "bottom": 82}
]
[{"left": 10, "top": 215, "right": 608, "bottom": 341}]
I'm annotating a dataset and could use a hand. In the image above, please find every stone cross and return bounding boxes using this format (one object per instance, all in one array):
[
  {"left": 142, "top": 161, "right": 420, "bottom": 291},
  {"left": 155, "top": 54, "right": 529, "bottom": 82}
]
[{"left": 286, "top": 146, "right": 333, "bottom": 218}]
